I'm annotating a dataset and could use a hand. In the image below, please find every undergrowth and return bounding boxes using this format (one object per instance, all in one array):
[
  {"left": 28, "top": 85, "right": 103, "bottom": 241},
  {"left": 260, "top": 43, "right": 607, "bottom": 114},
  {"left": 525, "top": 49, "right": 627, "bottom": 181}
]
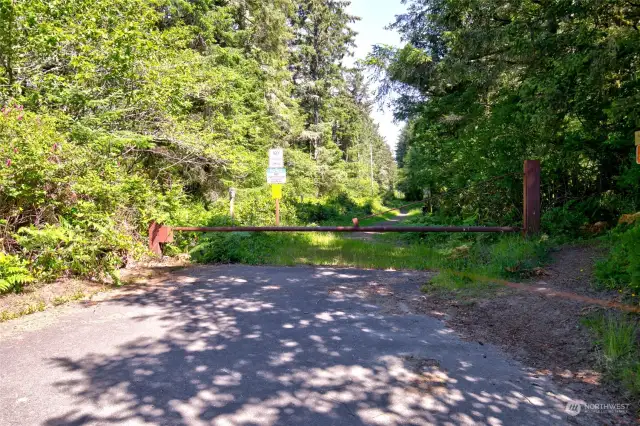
[
  {"left": 595, "top": 221, "right": 640, "bottom": 302},
  {"left": 189, "top": 231, "right": 549, "bottom": 294},
  {"left": 0, "top": 252, "right": 34, "bottom": 293},
  {"left": 582, "top": 313, "right": 640, "bottom": 398}
]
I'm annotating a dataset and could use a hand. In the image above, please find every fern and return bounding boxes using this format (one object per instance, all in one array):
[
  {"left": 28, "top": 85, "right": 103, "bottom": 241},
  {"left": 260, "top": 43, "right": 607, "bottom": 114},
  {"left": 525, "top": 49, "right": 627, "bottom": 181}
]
[{"left": 0, "top": 253, "right": 34, "bottom": 294}]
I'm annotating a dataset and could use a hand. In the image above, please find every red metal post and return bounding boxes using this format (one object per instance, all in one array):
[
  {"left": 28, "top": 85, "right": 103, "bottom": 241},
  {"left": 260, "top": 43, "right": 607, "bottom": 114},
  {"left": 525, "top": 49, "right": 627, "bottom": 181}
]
[
  {"left": 275, "top": 198, "right": 280, "bottom": 226},
  {"left": 149, "top": 222, "right": 162, "bottom": 256},
  {"left": 148, "top": 221, "right": 173, "bottom": 256},
  {"left": 523, "top": 160, "right": 541, "bottom": 236}
]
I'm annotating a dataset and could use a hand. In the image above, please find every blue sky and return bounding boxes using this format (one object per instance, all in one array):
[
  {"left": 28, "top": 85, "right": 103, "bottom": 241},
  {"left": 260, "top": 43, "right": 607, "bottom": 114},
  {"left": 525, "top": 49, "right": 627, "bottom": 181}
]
[{"left": 346, "top": 0, "right": 408, "bottom": 153}]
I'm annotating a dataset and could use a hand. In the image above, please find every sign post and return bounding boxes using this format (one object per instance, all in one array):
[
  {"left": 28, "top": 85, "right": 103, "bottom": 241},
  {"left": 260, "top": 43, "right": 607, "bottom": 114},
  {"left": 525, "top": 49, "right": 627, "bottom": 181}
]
[
  {"left": 636, "top": 131, "right": 640, "bottom": 165},
  {"left": 266, "top": 168, "right": 287, "bottom": 184},
  {"left": 268, "top": 149, "right": 285, "bottom": 226},
  {"left": 272, "top": 184, "right": 282, "bottom": 226},
  {"left": 229, "top": 188, "right": 236, "bottom": 224}
]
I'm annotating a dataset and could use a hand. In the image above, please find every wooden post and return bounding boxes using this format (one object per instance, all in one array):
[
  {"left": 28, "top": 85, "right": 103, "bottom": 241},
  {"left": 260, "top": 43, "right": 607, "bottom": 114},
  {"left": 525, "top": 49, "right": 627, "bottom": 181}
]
[
  {"left": 523, "top": 160, "right": 541, "bottom": 236},
  {"left": 275, "top": 198, "right": 280, "bottom": 226}
]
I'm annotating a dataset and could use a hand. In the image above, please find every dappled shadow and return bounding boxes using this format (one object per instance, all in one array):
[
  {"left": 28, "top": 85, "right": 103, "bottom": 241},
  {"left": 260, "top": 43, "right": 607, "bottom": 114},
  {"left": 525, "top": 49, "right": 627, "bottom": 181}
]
[{"left": 34, "top": 266, "right": 578, "bottom": 425}]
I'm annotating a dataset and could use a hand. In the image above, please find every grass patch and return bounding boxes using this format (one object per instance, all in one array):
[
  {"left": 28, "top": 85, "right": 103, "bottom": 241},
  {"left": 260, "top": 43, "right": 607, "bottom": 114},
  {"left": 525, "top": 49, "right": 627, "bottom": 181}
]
[
  {"left": 356, "top": 210, "right": 401, "bottom": 226},
  {"left": 0, "top": 301, "right": 46, "bottom": 322},
  {"left": 52, "top": 290, "right": 86, "bottom": 306},
  {"left": 190, "top": 231, "right": 548, "bottom": 296},
  {"left": 421, "top": 270, "right": 501, "bottom": 298},
  {"left": 582, "top": 313, "right": 640, "bottom": 398},
  {"left": 191, "top": 232, "right": 443, "bottom": 269},
  {"left": 320, "top": 205, "right": 406, "bottom": 227},
  {"left": 595, "top": 222, "right": 640, "bottom": 302}
]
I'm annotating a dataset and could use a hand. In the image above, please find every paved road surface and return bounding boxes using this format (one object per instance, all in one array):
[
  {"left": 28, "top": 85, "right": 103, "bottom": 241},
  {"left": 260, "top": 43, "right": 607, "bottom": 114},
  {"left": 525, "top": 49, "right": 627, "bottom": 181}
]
[{"left": 1, "top": 265, "right": 582, "bottom": 425}]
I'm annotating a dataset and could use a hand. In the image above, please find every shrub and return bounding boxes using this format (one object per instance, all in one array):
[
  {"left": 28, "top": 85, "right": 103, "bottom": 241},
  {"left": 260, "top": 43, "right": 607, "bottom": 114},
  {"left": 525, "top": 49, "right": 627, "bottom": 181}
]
[
  {"left": 485, "top": 236, "right": 548, "bottom": 278},
  {"left": 541, "top": 202, "right": 589, "bottom": 237},
  {"left": 15, "top": 220, "right": 134, "bottom": 283},
  {"left": 0, "top": 252, "right": 34, "bottom": 294},
  {"left": 190, "top": 232, "right": 276, "bottom": 264},
  {"left": 595, "top": 222, "right": 640, "bottom": 298}
]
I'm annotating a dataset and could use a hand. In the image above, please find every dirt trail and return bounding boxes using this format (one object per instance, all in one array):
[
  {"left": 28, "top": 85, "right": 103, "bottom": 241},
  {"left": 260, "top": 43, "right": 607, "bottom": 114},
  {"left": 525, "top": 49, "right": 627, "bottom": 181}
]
[{"left": 344, "top": 209, "right": 412, "bottom": 241}]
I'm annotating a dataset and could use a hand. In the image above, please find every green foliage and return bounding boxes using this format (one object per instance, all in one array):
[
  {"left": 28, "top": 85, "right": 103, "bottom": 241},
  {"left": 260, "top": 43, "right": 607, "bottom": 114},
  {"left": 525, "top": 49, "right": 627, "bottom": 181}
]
[
  {"left": 15, "top": 221, "right": 133, "bottom": 283},
  {"left": 370, "top": 0, "right": 640, "bottom": 229},
  {"left": 190, "top": 232, "right": 275, "bottom": 264},
  {"left": 0, "top": 0, "right": 395, "bottom": 291},
  {"left": 595, "top": 222, "right": 640, "bottom": 299},
  {"left": 294, "top": 193, "right": 376, "bottom": 224},
  {"left": 0, "top": 252, "right": 34, "bottom": 294},
  {"left": 541, "top": 203, "right": 589, "bottom": 238},
  {"left": 582, "top": 313, "right": 640, "bottom": 397}
]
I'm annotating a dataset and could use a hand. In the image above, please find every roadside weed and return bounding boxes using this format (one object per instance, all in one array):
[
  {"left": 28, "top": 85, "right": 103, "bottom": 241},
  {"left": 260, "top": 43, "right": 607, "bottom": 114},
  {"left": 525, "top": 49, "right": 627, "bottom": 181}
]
[{"left": 582, "top": 313, "right": 640, "bottom": 397}]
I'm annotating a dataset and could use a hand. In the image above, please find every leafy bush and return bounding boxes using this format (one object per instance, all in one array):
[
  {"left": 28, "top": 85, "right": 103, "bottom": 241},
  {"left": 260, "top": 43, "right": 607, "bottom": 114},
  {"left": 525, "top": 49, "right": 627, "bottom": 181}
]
[
  {"left": 541, "top": 202, "right": 589, "bottom": 237},
  {"left": 0, "top": 107, "right": 199, "bottom": 287},
  {"left": 595, "top": 222, "right": 640, "bottom": 298},
  {"left": 15, "top": 221, "right": 134, "bottom": 284},
  {"left": 0, "top": 252, "right": 34, "bottom": 294},
  {"left": 190, "top": 232, "right": 276, "bottom": 264},
  {"left": 484, "top": 236, "right": 549, "bottom": 278}
]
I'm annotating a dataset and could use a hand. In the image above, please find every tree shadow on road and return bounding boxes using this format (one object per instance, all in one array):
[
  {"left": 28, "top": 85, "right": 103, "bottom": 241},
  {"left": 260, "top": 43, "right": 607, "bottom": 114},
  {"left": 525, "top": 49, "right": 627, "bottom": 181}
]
[{"left": 44, "top": 266, "right": 574, "bottom": 425}]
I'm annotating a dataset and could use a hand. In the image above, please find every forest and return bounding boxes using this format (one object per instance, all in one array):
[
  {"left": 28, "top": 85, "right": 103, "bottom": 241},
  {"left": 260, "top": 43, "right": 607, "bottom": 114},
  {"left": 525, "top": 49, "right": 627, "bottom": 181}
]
[
  {"left": 0, "top": 0, "right": 396, "bottom": 288},
  {"left": 367, "top": 0, "right": 640, "bottom": 308},
  {"left": 371, "top": 0, "right": 640, "bottom": 228}
]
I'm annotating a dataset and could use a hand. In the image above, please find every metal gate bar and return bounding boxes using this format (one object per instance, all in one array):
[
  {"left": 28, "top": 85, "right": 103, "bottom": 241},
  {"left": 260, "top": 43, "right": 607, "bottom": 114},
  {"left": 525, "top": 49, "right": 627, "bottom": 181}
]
[
  {"left": 149, "top": 224, "right": 520, "bottom": 255},
  {"left": 172, "top": 226, "right": 520, "bottom": 233}
]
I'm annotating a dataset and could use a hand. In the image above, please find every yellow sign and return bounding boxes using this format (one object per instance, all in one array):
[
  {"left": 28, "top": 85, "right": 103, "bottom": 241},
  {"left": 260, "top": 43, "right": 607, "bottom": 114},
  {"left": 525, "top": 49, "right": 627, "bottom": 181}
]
[
  {"left": 636, "top": 130, "right": 640, "bottom": 146},
  {"left": 271, "top": 184, "right": 282, "bottom": 199}
]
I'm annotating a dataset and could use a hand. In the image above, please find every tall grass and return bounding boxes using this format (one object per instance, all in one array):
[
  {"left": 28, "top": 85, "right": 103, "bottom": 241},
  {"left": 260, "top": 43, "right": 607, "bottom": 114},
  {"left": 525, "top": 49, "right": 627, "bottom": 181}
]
[
  {"left": 189, "top": 231, "right": 548, "bottom": 295},
  {"left": 191, "top": 232, "right": 443, "bottom": 270},
  {"left": 582, "top": 313, "right": 640, "bottom": 397}
]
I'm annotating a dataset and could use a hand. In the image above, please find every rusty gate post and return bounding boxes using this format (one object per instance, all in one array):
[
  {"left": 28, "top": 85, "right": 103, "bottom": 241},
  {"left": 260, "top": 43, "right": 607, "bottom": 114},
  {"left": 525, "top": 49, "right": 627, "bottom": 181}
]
[
  {"left": 149, "top": 221, "right": 163, "bottom": 256},
  {"left": 148, "top": 222, "right": 173, "bottom": 256},
  {"left": 523, "top": 160, "right": 541, "bottom": 236}
]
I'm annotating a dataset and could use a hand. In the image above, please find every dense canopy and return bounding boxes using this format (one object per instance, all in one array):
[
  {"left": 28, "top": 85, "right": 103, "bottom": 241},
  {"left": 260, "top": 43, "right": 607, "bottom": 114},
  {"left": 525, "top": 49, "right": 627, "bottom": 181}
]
[
  {"left": 0, "top": 0, "right": 395, "bottom": 286},
  {"left": 370, "top": 0, "right": 640, "bottom": 228}
]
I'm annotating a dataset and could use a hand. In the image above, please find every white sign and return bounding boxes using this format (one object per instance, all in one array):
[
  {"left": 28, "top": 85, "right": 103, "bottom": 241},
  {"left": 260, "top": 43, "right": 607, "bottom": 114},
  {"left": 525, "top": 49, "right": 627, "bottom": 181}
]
[
  {"left": 269, "top": 149, "right": 284, "bottom": 168},
  {"left": 267, "top": 167, "right": 287, "bottom": 184}
]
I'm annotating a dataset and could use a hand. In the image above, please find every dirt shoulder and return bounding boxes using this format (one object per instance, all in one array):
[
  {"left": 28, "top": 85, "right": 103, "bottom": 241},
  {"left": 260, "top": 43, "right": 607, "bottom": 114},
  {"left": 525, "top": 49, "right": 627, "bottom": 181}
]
[
  {"left": 0, "top": 256, "right": 190, "bottom": 322},
  {"left": 364, "top": 244, "right": 637, "bottom": 424}
]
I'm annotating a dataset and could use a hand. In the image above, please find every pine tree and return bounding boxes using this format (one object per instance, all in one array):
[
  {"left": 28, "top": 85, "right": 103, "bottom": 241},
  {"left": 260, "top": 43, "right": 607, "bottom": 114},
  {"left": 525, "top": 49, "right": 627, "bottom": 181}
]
[{"left": 290, "top": 0, "right": 358, "bottom": 158}]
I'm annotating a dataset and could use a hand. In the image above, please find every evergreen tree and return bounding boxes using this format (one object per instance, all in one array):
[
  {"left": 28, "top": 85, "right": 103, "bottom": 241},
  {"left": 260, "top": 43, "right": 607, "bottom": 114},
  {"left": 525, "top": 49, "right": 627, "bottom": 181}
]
[{"left": 290, "top": 0, "right": 358, "bottom": 157}]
